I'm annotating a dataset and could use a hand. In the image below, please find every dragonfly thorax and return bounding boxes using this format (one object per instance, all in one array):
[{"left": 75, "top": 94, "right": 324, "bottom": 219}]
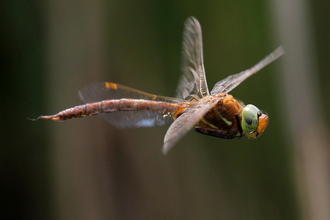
[
  {"left": 194, "top": 94, "right": 245, "bottom": 139},
  {"left": 194, "top": 94, "right": 268, "bottom": 139}
]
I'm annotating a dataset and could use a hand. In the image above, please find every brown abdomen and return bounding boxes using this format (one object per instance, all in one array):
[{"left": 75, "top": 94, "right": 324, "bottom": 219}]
[{"left": 40, "top": 99, "right": 187, "bottom": 121}]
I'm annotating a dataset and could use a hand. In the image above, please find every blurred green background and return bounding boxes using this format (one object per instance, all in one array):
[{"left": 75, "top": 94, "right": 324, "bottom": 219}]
[{"left": 1, "top": 0, "right": 330, "bottom": 220}]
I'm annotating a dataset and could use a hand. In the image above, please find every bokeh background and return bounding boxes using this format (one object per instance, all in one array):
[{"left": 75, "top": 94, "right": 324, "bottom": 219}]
[{"left": 1, "top": 0, "right": 330, "bottom": 219}]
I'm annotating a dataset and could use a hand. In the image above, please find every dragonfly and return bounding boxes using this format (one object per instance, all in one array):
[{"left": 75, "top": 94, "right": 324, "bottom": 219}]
[{"left": 39, "top": 17, "right": 284, "bottom": 154}]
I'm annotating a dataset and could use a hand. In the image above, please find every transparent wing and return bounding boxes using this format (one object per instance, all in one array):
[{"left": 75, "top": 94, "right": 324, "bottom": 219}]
[
  {"left": 162, "top": 98, "right": 218, "bottom": 154},
  {"left": 176, "top": 17, "right": 209, "bottom": 100},
  {"left": 210, "top": 47, "right": 284, "bottom": 95},
  {"left": 79, "top": 82, "right": 185, "bottom": 128}
]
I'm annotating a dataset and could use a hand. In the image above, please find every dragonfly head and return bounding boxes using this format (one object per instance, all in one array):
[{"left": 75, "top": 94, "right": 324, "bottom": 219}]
[{"left": 241, "top": 104, "right": 269, "bottom": 138}]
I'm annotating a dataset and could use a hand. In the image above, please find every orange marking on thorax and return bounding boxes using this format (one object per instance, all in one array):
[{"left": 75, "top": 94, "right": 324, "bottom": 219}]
[{"left": 221, "top": 95, "right": 243, "bottom": 116}]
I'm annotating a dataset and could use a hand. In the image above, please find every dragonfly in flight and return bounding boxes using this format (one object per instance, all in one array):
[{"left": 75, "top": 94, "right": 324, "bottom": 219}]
[{"left": 39, "top": 17, "right": 284, "bottom": 154}]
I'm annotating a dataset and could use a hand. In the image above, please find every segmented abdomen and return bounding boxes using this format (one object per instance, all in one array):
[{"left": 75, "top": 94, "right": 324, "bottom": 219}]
[{"left": 41, "top": 99, "right": 188, "bottom": 121}]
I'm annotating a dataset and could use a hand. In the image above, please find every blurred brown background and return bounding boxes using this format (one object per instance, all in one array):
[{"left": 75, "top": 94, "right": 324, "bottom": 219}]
[{"left": 1, "top": 0, "right": 330, "bottom": 219}]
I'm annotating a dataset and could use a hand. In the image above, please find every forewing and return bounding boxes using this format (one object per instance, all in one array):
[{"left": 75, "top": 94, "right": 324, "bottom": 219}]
[
  {"left": 79, "top": 82, "right": 184, "bottom": 103},
  {"left": 210, "top": 47, "right": 284, "bottom": 94},
  {"left": 162, "top": 99, "right": 218, "bottom": 154},
  {"left": 176, "top": 17, "right": 209, "bottom": 100},
  {"left": 79, "top": 82, "right": 184, "bottom": 128}
]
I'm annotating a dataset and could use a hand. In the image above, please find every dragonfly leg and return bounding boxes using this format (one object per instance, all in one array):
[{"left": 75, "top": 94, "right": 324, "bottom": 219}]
[{"left": 235, "top": 113, "right": 244, "bottom": 138}]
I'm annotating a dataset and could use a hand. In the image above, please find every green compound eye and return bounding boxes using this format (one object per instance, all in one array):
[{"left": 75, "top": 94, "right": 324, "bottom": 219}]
[{"left": 241, "top": 104, "right": 260, "bottom": 134}]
